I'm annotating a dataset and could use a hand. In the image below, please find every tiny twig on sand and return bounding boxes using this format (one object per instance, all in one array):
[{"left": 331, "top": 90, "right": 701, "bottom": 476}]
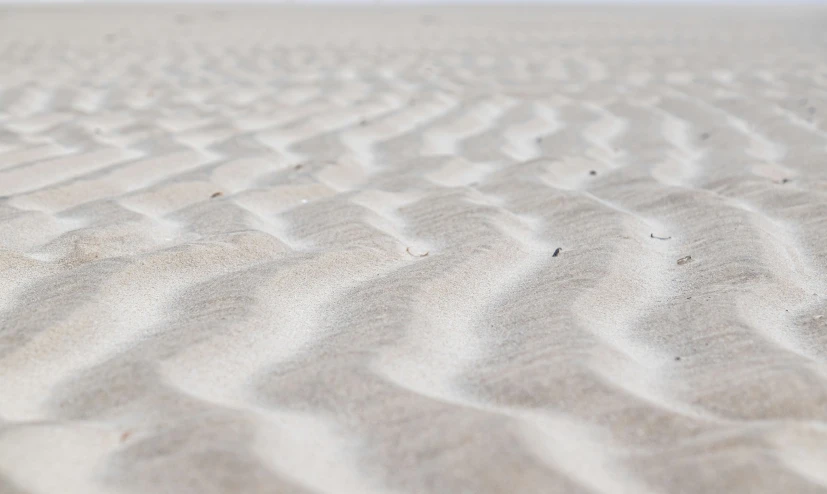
[
  {"left": 650, "top": 233, "right": 671, "bottom": 240},
  {"left": 677, "top": 256, "right": 692, "bottom": 265},
  {"left": 210, "top": 192, "right": 223, "bottom": 198},
  {"left": 552, "top": 247, "right": 562, "bottom": 257}
]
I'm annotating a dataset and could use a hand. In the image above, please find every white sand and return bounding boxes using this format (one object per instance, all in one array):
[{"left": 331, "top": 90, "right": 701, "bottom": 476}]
[{"left": 2, "top": 5, "right": 827, "bottom": 493}]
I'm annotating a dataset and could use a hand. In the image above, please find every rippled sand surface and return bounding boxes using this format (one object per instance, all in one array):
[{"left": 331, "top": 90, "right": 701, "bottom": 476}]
[{"left": 2, "top": 5, "right": 827, "bottom": 493}]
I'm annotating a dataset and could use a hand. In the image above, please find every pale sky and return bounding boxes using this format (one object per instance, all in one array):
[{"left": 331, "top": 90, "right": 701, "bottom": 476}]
[{"left": 2, "top": 0, "right": 820, "bottom": 3}]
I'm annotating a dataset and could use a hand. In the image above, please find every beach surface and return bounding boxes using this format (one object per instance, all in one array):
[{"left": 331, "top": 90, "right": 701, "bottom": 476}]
[{"left": 1, "top": 5, "right": 827, "bottom": 493}]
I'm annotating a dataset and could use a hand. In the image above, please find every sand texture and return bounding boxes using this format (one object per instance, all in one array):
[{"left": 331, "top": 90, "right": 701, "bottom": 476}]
[{"left": 2, "top": 5, "right": 827, "bottom": 493}]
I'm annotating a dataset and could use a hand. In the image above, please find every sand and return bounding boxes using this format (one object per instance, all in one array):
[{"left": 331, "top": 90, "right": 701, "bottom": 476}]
[{"left": 1, "top": 4, "right": 827, "bottom": 493}]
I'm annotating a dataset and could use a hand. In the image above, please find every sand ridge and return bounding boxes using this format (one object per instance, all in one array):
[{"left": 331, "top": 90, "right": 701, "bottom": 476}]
[{"left": 1, "top": 5, "right": 827, "bottom": 494}]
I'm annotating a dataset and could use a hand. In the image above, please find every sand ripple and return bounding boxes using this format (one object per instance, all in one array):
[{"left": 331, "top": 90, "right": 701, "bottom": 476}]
[{"left": 2, "top": 5, "right": 827, "bottom": 494}]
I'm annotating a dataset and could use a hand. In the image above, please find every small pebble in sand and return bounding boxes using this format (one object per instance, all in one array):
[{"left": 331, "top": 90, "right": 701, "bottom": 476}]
[
  {"left": 301, "top": 199, "right": 308, "bottom": 204},
  {"left": 700, "top": 132, "right": 710, "bottom": 140},
  {"left": 674, "top": 356, "right": 681, "bottom": 361},
  {"left": 420, "top": 14, "right": 437, "bottom": 25},
  {"left": 677, "top": 256, "right": 693, "bottom": 265},
  {"left": 589, "top": 170, "right": 597, "bottom": 176},
  {"left": 210, "top": 192, "right": 222, "bottom": 198},
  {"left": 406, "top": 247, "right": 429, "bottom": 258}
]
